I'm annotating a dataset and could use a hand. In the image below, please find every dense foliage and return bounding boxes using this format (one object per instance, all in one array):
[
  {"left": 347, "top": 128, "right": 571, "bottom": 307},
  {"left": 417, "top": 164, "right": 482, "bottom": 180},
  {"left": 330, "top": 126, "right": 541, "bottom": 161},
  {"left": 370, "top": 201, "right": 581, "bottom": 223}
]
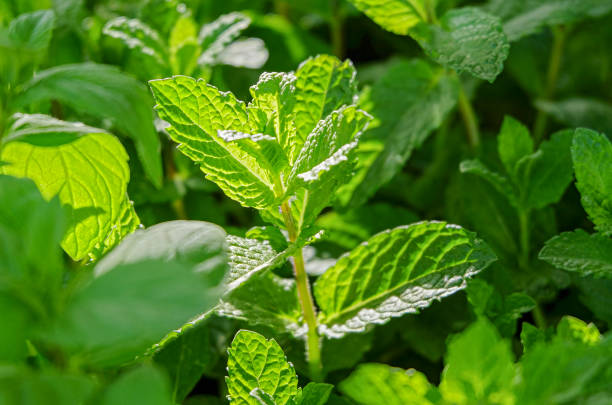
[{"left": 1, "top": 0, "right": 612, "bottom": 404}]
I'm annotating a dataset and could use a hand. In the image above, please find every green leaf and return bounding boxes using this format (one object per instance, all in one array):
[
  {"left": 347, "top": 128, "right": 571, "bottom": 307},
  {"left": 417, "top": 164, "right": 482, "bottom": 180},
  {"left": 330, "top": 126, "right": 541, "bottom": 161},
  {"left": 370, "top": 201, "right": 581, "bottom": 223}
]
[
  {"left": 439, "top": 320, "right": 515, "bottom": 405},
  {"left": 226, "top": 330, "right": 299, "bottom": 405},
  {"left": 103, "top": 17, "right": 168, "bottom": 69},
  {"left": 0, "top": 370, "right": 95, "bottom": 405},
  {"left": 0, "top": 118, "right": 131, "bottom": 260},
  {"left": 217, "top": 38, "right": 269, "bottom": 69},
  {"left": 0, "top": 293, "right": 32, "bottom": 362},
  {"left": 295, "top": 383, "right": 334, "bottom": 405},
  {"left": 218, "top": 272, "right": 302, "bottom": 336},
  {"left": 314, "top": 221, "right": 496, "bottom": 337},
  {"left": 339, "top": 363, "right": 439, "bottom": 405},
  {"left": 246, "top": 226, "right": 289, "bottom": 251},
  {"left": 345, "top": 0, "right": 428, "bottom": 35},
  {"left": 95, "top": 220, "right": 228, "bottom": 288},
  {"left": 88, "top": 197, "right": 141, "bottom": 260},
  {"left": 520, "top": 322, "right": 546, "bottom": 353},
  {"left": 293, "top": 55, "right": 358, "bottom": 150},
  {"left": 557, "top": 315, "right": 601, "bottom": 345},
  {"left": 199, "top": 12, "right": 251, "bottom": 66},
  {"left": 497, "top": 115, "right": 533, "bottom": 177},
  {"left": 48, "top": 259, "right": 224, "bottom": 367},
  {"left": 413, "top": 7, "right": 509, "bottom": 82},
  {"left": 101, "top": 366, "right": 173, "bottom": 405},
  {"left": 13, "top": 63, "right": 162, "bottom": 187},
  {"left": 535, "top": 98, "right": 612, "bottom": 137},
  {"left": 571, "top": 128, "right": 612, "bottom": 235},
  {"left": 496, "top": 0, "right": 612, "bottom": 42},
  {"left": 515, "top": 129, "right": 574, "bottom": 210},
  {"left": 459, "top": 159, "right": 517, "bottom": 206},
  {"left": 7, "top": 10, "right": 55, "bottom": 51},
  {"left": 539, "top": 229, "right": 612, "bottom": 278},
  {"left": 341, "top": 59, "right": 458, "bottom": 207},
  {"left": 149, "top": 76, "right": 280, "bottom": 209}
]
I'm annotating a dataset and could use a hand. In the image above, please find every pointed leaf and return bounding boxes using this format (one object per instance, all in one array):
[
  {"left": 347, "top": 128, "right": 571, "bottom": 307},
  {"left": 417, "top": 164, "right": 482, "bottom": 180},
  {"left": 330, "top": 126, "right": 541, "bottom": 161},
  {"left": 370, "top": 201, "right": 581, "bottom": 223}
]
[
  {"left": 497, "top": 115, "right": 533, "bottom": 177},
  {"left": 314, "top": 221, "right": 496, "bottom": 337},
  {"left": 571, "top": 128, "right": 612, "bottom": 235},
  {"left": 149, "top": 76, "right": 279, "bottom": 209},
  {"left": 226, "top": 330, "right": 299, "bottom": 405},
  {"left": 539, "top": 229, "right": 612, "bottom": 278},
  {"left": 345, "top": 0, "right": 427, "bottom": 35},
  {"left": 103, "top": 17, "right": 167, "bottom": 68},
  {"left": 459, "top": 159, "right": 517, "bottom": 207},
  {"left": 198, "top": 12, "right": 251, "bottom": 66}
]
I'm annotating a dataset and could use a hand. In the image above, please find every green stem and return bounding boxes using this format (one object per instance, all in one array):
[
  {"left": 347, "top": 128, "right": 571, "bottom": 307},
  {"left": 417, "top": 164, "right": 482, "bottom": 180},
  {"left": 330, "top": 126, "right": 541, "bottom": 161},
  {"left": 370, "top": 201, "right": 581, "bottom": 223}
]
[
  {"left": 532, "top": 302, "right": 547, "bottom": 329},
  {"left": 533, "top": 26, "right": 567, "bottom": 143},
  {"left": 330, "top": 0, "right": 345, "bottom": 59},
  {"left": 457, "top": 82, "right": 480, "bottom": 150},
  {"left": 280, "top": 201, "right": 322, "bottom": 380},
  {"left": 518, "top": 208, "right": 530, "bottom": 271},
  {"left": 274, "top": 0, "right": 290, "bottom": 19}
]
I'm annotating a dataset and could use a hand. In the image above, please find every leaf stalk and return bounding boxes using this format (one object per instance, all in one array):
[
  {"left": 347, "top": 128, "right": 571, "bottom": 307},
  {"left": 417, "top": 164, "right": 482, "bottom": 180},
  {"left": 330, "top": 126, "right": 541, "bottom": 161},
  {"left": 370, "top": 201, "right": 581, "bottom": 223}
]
[{"left": 457, "top": 82, "right": 480, "bottom": 150}]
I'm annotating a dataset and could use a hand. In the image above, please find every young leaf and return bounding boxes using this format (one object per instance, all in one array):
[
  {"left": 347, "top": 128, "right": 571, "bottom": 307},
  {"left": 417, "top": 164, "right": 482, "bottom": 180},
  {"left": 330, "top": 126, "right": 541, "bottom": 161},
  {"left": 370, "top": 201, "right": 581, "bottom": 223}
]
[
  {"left": 459, "top": 159, "right": 518, "bottom": 207},
  {"left": 0, "top": 118, "right": 131, "bottom": 260},
  {"left": 571, "top": 128, "right": 612, "bottom": 235},
  {"left": 12, "top": 63, "right": 162, "bottom": 187},
  {"left": 497, "top": 115, "right": 533, "bottom": 177},
  {"left": 539, "top": 229, "right": 612, "bottom": 278},
  {"left": 101, "top": 366, "right": 173, "bottom": 405},
  {"left": 439, "top": 320, "right": 515, "bottom": 404},
  {"left": 293, "top": 55, "right": 358, "bottom": 149},
  {"left": 295, "top": 383, "right": 334, "bottom": 405},
  {"left": 48, "top": 259, "right": 225, "bottom": 367},
  {"left": 339, "top": 363, "right": 439, "bottom": 405},
  {"left": 149, "top": 76, "right": 280, "bottom": 209},
  {"left": 341, "top": 59, "right": 458, "bottom": 207},
  {"left": 515, "top": 129, "right": 574, "bottom": 210},
  {"left": 556, "top": 315, "right": 601, "bottom": 345},
  {"left": 314, "top": 221, "right": 496, "bottom": 337},
  {"left": 103, "top": 17, "right": 168, "bottom": 68},
  {"left": 7, "top": 10, "right": 55, "bottom": 51},
  {"left": 226, "top": 330, "right": 299, "bottom": 405},
  {"left": 413, "top": 7, "right": 509, "bottom": 82},
  {"left": 345, "top": 0, "right": 428, "bottom": 35}
]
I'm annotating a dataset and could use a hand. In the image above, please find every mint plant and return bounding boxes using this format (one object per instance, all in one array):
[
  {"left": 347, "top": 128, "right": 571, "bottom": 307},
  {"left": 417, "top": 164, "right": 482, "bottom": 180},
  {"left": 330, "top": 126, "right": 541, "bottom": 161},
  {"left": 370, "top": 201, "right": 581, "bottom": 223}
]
[{"left": 149, "top": 54, "right": 496, "bottom": 380}]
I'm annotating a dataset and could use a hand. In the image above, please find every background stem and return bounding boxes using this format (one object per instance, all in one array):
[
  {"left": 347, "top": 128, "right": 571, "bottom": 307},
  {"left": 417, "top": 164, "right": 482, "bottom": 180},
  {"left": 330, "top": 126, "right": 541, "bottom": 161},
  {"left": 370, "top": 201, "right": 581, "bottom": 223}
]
[
  {"left": 457, "top": 82, "right": 480, "bottom": 150},
  {"left": 280, "top": 201, "right": 322, "bottom": 380},
  {"left": 533, "top": 26, "right": 567, "bottom": 143},
  {"left": 330, "top": 0, "right": 345, "bottom": 59}
]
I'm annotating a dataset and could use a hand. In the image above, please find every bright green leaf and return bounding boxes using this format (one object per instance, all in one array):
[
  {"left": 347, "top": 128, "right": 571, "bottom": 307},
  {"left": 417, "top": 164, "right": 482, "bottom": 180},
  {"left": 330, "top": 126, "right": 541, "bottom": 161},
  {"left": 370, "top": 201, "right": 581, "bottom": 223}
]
[
  {"left": 497, "top": 115, "right": 534, "bottom": 177},
  {"left": 345, "top": 0, "right": 428, "bottom": 35},
  {"left": 7, "top": 10, "right": 55, "bottom": 51},
  {"left": 557, "top": 315, "right": 601, "bottom": 345},
  {"left": 314, "top": 221, "right": 496, "bottom": 337}
]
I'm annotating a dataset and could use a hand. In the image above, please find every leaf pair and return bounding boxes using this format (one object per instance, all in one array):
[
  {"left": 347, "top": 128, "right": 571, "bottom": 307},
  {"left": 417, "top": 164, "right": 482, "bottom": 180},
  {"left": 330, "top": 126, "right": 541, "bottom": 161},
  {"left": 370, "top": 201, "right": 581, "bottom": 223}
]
[
  {"left": 460, "top": 116, "right": 574, "bottom": 212},
  {"left": 150, "top": 55, "right": 371, "bottom": 236},
  {"left": 539, "top": 129, "right": 612, "bottom": 278}
]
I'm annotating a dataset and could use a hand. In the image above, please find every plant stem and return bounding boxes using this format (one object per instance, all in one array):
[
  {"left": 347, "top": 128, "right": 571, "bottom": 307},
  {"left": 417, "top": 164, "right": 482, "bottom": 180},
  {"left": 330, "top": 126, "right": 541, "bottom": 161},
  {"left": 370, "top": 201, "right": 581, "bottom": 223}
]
[
  {"left": 533, "top": 26, "right": 567, "bottom": 143},
  {"left": 457, "top": 82, "right": 480, "bottom": 150},
  {"left": 518, "top": 208, "right": 530, "bottom": 271},
  {"left": 280, "top": 201, "right": 322, "bottom": 381},
  {"left": 532, "top": 302, "right": 547, "bottom": 329},
  {"left": 330, "top": 0, "right": 345, "bottom": 59},
  {"left": 274, "top": 0, "right": 290, "bottom": 19}
]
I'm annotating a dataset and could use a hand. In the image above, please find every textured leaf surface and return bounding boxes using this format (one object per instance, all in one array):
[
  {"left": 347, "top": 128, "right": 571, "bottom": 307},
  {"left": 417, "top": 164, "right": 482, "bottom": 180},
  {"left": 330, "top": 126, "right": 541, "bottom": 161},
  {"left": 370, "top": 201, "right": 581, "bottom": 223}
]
[
  {"left": 199, "top": 12, "right": 251, "bottom": 66},
  {"left": 497, "top": 116, "right": 533, "bottom": 177},
  {"left": 13, "top": 63, "right": 162, "bottom": 187},
  {"left": 539, "top": 230, "right": 612, "bottom": 278},
  {"left": 88, "top": 198, "right": 140, "bottom": 260},
  {"left": 340, "top": 364, "right": 439, "bottom": 405},
  {"left": 226, "top": 330, "right": 299, "bottom": 405},
  {"left": 414, "top": 7, "right": 509, "bottom": 81},
  {"left": 0, "top": 121, "right": 130, "bottom": 260},
  {"left": 293, "top": 55, "right": 357, "bottom": 149},
  {"left": 440, "top": 320, "right": 515, "bottom": 404},
  {"left": 150, "top": 76, "right": 279, "bottom": 209},
  {"left": 341, "top": 60, "right": 458, "bottom": 207},
  {"left": 572, "top": 129, "right": 612, "bottom": 235},
  {"left": 314, "top": 221, "right": 496, "bottom": 337},
  {"left": 7, "top": 10, "right": 55, "bottom": 51},
  {"left": 103, "top": 17, "right": 167, "bottom": 68},
  {"left": 345, "top": 0, "right": 427, "bottom": 35},
  {"left": 49, "top": 259, "right": 222, "bottom": 367},
  {"left": 515, "top": 129, "right": 574, "bottom": 210}
]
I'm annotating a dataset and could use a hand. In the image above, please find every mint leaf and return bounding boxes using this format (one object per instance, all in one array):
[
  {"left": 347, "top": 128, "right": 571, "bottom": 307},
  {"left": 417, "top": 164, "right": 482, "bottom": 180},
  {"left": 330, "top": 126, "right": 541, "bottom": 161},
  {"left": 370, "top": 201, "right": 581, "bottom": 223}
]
[
  {"left": 198, "top": 12, "right": 251, "bottom": 66},
  {"left": 314, "top": 221, "right": 496, "bottom": 337},
  {"left": 439, "top": 320, "right": 515, "bottom": 404},
  {"left": 293, "top": 55, "right": 358, "bottom": 149},
  {"left": 216, "top": 37, "right": 269, "bottom": 69},
  {"left": 0, "top": 370, "right": 95, "bottom": 405},
  {"left": 88, "top": 197, "right": 141, "bottom": 260},
  {"left": 572, "top": 128, "right": 612, "bottom": 235},
  {"left": 149, "top": 76, "right": 280, "bottom": 209},
  {"left": 49, "top": 259, "right": 225, "bottom": 368},
  {"left": 339, "top": 363, "right": 439, "bottom": 405},
  {"left": 515, "top": 129, "right": 574, "bottom": 210},
  {"left": 413, "top": 7, "right": 509, "bottom": 82},
  {"left": 103, "top": 17, "right": 168, "bottom": 69},
  {"left": 539, "top": 229, "right": 612, "bottom": 278},
  {"left": 534, "top": 98, "right": 612, "bottom": 137},
  {"left": 557, "top": 315, "right": 601, "bottom": 345},
  {"left": 345, "top": 0, "right": 428, "bottom": 35},
  {"left": 7, "top": 10, "right": 55, "bottom": 51},
  {"left": 12, "top": 63, "right": 162, "bottom": 187},
  {"left": 497, "top": 115, "right": 534, "bottom": 178},
  {"left": 101, "top": 366, "right": 172, "bottom": 405},
  {"left": 342, "top": 59, "right": 458, "bottom": 207},
  {"left": 0, "top": 117, "right": 132, "bottom": 260},
  {"left": 459, "top": 159, "right": 518, "bottom": 207},
  {"left": 296, "top": 383, "right": 334, "bottom": 405},
  {"left": 226, "top": 330, "right": 299, "bottom": 405}
]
